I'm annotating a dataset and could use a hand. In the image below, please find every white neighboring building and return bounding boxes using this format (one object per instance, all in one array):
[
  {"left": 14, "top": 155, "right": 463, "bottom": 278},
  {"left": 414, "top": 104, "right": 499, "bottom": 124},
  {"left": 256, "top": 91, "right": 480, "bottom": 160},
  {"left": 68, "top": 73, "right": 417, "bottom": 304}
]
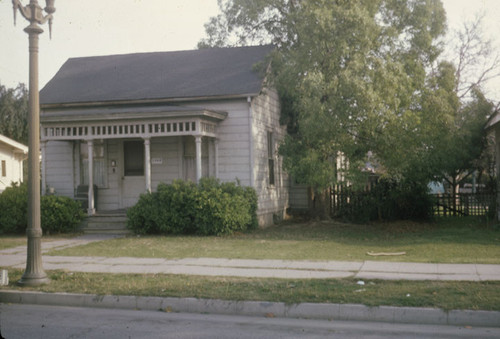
[
  {"left": 0, "top": 134, "right": 28, "bottom": 192},
  {"left": 39, "top": 45, "right": 290, "bottom": 226}
]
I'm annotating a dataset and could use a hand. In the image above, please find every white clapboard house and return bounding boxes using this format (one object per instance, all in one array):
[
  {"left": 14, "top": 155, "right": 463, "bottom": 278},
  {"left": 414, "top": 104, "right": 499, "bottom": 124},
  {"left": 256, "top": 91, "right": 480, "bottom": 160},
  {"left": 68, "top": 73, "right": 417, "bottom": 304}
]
[
  {"left": 0, "top": 134, "right": 28, "bottom": 193},
  {"left": 39, "top": 45, "right": 290, "bottom": 226}
]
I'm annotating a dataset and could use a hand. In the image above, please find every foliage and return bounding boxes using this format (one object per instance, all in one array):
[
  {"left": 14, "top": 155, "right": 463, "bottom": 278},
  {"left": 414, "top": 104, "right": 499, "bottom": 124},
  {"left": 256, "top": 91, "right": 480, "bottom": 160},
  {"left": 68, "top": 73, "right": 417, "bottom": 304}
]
[
  {"left": 201, "top": 0, "right": 447, "bottom": 187},
  {"left": 127, "top": 178, "right": 258, "bottom": 236},
  {"left": 200, "top": 1, "right": 497, "bottom": 220},
  {"left": 0, "top": 83, "right": 28, "bottom": 144},
  {"left": 335, "top": 179, "right": 435, "bottom": 223},
  {"left": 0, "top": 182, "right": 85, "bottom": 234},
  {"left": 0, "top": 182, "right": 28, "bottom": 234},
  {"left": 41, "top": 195, "right": 86, "bottom": 234}
]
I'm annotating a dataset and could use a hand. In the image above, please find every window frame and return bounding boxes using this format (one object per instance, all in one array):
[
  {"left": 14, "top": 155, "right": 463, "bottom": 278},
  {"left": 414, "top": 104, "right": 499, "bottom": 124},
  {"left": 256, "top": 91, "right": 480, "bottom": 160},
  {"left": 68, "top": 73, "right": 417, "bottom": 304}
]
[
  {"left": 123, "top": 140, "right": 145, "bottom": 177},
  {"left": 80, "top": 140, "right": 108, "bottom": 188},
  {"left": 267, "top": 131, "right": 275, "bottom": 186}
]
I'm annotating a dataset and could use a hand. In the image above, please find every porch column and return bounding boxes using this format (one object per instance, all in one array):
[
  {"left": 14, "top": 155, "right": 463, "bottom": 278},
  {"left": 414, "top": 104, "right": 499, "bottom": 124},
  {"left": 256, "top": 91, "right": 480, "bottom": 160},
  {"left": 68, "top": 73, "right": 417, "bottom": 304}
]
[
  {"left": 144, "top": 137, "right": 151, "bottom": 193},
  {"left": 214, "top": 138, "right": 219, "bottom": 179},
  {"left": 87, "top": 140, "right": 95, "bottom": 215},
  {"left": 41, "top": 141, "right": 46, "bottom": 195},
  {"left": 195, "top": 136, "right": 202, "bottom": 183}
]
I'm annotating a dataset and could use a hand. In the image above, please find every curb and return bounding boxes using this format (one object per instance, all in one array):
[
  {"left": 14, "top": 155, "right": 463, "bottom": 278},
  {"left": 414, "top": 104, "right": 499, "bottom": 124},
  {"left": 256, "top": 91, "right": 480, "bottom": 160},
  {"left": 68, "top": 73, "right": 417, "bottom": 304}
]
[{"left": 1, "top": 290, "right": 499, "bottom": 327}]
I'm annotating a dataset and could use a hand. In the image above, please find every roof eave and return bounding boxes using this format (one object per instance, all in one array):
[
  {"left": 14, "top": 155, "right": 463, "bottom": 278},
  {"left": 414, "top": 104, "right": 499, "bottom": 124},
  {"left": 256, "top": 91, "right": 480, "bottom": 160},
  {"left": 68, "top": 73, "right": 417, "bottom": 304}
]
[
  {"left": 485, "top": 110, "right": 500, "bottom": 130},
  {"left": 40, "top": 92, "right": 261, "bottom": 110},
  {"left": 41, "top": 108, "right": 228, "bottom": 124},
  {"left": 0, "top": 135, "right": 28, "bottom": 153}
]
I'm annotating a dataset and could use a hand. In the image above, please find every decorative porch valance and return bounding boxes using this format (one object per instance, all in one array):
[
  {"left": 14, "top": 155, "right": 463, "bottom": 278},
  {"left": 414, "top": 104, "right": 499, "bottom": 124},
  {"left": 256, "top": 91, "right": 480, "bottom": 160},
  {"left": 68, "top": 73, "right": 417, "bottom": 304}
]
[{"left": 41, "top": 105, "right": 227, "bottom": 141}]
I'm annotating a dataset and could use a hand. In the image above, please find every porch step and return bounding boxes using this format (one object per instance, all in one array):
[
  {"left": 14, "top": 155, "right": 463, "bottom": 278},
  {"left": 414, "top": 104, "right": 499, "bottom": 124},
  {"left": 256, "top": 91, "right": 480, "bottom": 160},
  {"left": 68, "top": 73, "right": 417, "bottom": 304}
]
[{"left": 80, "top": 213, "right": 130, "bottom": 235}]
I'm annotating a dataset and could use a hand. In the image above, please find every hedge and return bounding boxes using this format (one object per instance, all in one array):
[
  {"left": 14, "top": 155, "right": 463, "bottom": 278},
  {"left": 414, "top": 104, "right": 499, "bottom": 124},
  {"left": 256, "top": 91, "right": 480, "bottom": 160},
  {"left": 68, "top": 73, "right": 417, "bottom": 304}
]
[
  {"left": 0, "top": 183, "right": 86, "bottom": 235},
  {"left": 127, "top": 178, "right": 258, "bottom": 236},
  {"left": 336, "top": 178, "right": 435, "bottom": 223}
]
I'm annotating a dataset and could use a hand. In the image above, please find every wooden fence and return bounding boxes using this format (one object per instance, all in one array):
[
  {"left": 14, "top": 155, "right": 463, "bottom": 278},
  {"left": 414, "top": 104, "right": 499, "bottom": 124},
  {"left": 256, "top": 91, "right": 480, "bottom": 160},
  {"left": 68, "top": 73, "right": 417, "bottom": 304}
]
[
  {"left": 330, "top": 185, "right": 496, "bottom": 218},
  {"left": 330, "top": 185, "right": 371, "bottom": 218},
  {"left": 433, "top": 192, "right": 496, "bottom": 217}
]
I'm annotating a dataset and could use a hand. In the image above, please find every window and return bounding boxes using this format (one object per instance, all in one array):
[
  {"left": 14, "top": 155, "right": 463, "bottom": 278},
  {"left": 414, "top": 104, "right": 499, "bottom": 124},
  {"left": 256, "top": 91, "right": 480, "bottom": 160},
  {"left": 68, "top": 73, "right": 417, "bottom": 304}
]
[
  {"left": 80, "top": 141, "right": 107, "bottom": 187},
  {"left": 1, "top": 160, "right": 5, "bottom": 177},
  {"left": 124, "top": 140, "right": 144, "bottom": 176},
  {"left": 267, "top": 131, "right": 275, "bottom": 186}
]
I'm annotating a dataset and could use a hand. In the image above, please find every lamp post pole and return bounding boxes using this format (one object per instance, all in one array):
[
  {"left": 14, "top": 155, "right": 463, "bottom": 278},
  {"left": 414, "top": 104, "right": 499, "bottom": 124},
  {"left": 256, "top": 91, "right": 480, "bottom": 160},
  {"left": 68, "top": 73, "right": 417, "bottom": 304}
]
[{"left": 13, "top": 0, "right": 55, "bottom": 286}]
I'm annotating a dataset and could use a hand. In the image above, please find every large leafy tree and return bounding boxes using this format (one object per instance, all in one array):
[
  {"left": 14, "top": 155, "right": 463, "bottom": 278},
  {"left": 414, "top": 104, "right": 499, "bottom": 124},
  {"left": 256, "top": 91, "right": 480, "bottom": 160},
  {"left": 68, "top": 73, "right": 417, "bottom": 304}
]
[
  {"left": 0, "top": 83, "right": 29, "bottom": 145},
  {"left": 200, "top": 0, "right": 448, "bottom": 217}
]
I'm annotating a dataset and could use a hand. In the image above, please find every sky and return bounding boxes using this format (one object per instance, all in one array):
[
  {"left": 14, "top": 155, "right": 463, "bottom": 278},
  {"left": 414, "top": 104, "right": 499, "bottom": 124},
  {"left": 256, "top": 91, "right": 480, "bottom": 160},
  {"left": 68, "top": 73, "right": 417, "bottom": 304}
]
[{"left": 0, "top": 0, "right": 499, "bottom": 100}]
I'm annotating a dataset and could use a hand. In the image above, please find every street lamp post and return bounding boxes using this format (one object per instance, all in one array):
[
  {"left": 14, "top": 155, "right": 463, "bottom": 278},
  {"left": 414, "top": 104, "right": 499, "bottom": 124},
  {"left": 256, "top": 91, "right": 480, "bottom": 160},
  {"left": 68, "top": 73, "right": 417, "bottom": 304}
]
[{"left": 12, "top": 0, "right": 55, "bottom": 286}]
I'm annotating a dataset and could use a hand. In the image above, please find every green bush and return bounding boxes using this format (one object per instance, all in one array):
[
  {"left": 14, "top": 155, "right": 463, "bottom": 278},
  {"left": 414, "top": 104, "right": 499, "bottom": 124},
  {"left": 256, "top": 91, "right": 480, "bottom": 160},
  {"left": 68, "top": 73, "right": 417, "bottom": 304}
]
[
  {"left": 0, "top": 182, "right": 28, "bottom": 234},
  {"left": 127, "top": 178, "right": 258, "bottom": 236},
  {"left": 337, "top": 178, "right": 435, "bottom": 223},
  {"left": 0, "top": 182, "right": 85, "bottom": 235},
  {"left": 41, "top": 195, "right": 86, "bottom": 234}
]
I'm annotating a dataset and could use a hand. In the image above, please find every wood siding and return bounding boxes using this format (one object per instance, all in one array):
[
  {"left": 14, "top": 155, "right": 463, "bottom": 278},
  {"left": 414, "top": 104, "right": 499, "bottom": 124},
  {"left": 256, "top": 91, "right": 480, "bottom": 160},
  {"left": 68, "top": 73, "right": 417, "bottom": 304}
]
[
  {"left": 0, "top": 144, "right": 25, "bottom": 192},
  {"left": 44, "top": 141, "right": 74, "bottom": 197},
  {"left": 250, "top": 89, "right": 289, "bottom": 225},
  {"left": 43, "top": 92, "right": 291, "bottom": 226}
]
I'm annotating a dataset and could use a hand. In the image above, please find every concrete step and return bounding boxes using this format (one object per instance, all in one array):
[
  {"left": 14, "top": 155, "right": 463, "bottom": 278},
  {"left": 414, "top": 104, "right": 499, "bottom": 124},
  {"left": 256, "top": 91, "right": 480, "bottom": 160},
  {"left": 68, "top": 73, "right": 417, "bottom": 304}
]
[{"left": 80, "top": 213, "right": 130, "bottom": 235}]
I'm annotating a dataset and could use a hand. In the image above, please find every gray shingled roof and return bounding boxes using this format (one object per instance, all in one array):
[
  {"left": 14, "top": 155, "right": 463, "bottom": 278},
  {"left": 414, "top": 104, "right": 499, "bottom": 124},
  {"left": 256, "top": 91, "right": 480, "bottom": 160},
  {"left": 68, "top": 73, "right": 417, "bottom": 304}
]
[{"left": 40, "top": 45, "right": 273, "bottom": 105}]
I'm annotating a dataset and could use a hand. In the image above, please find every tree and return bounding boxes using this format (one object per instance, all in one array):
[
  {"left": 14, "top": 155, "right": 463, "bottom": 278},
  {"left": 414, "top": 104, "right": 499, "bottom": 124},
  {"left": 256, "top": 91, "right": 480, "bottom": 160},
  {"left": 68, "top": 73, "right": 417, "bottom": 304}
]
[
  {"left": 445, "top": 12, "right": 500, "bottom": 102},
  {"left": 201, "top": 0, "right": 447, "bottom": 218},
  {"left": 0, "top": 83, "right": 29, "bottom": 145},
  {"left": 419, "top": 11, "right": 499, "bottom": 198}
]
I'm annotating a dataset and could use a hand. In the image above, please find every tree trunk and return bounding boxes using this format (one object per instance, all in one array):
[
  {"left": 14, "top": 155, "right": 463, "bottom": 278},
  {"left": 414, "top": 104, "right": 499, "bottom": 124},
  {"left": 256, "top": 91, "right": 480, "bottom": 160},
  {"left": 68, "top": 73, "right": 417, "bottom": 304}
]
[{"left": 307, "top": 187, "right": 331, "bottom": 219}]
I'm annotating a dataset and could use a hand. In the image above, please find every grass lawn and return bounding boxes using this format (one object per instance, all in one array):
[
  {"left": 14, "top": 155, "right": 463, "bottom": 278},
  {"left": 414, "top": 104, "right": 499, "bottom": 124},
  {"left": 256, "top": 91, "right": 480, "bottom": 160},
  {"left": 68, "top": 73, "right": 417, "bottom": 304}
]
[
  {"left": 0, "top": 234, "right": 82, "bottom": 251},
  {"left": 0, "top": 236, "right": 26, "bottom": 250},
  {"left": 2, "top": 268, "right": 499, "bottom": 311},
  {"left": 46, "top": 217, "right": 500, "bottom": 264}
]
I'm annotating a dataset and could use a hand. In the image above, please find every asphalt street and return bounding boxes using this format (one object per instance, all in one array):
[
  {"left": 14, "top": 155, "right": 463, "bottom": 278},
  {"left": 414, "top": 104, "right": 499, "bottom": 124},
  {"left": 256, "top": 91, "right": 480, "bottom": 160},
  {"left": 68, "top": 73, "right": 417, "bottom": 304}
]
[{"left": 2, "top": 303, "right": 499, "bottom": 339}]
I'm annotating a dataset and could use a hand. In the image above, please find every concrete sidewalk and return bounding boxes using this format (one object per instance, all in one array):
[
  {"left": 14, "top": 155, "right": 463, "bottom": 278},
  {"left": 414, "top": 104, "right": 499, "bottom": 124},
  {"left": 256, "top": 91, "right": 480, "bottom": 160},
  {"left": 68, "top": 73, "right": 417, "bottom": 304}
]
[{"left": 2, "top": 234, "right": 500, "bottom": 281}]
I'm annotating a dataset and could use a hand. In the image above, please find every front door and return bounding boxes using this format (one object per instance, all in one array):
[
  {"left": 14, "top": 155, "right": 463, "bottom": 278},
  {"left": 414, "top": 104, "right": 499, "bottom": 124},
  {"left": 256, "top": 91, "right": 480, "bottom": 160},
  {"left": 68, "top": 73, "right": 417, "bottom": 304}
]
[{"left": 121, "top": 140, "right": 145, "bottom": 208}]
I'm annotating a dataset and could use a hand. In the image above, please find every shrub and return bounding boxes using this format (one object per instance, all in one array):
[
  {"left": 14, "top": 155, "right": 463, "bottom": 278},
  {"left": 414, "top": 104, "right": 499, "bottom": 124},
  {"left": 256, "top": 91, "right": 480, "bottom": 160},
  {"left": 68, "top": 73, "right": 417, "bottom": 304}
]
[
  {"left": 0, "top": 182, "right": 85, "bottom": 235},
  {"left": 127, "top": 178, "right": 258, "bottom": 236},
  {"left": 41, "top": 195, "right": 86, "bottom": 234},
  {"left": 337, "top": 178, "right": 435, "bottom": 223},
  {"left": 126, "top": 191, "right": 161, "bottom": 235},
  {"left": 0, "top": 182, "right": 28, "bottom": 234}
]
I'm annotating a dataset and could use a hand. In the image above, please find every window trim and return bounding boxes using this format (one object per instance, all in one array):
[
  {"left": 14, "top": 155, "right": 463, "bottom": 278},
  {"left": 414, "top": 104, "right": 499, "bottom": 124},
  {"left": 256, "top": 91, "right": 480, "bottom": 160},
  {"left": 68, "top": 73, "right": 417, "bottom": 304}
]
[
  {"left": 80, "top": 140, "right": 108, "bottom": 188},
  {"left": 267, "top": 131, "right": 275, "bottom": 186},
  {"left": 123, "top": 140, "right": 145, "bottom": 177}
]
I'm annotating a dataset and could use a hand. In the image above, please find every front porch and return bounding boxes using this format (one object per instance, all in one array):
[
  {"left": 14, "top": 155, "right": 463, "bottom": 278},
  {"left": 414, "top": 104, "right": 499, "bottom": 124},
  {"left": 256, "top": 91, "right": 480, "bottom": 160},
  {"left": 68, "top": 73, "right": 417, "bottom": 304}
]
[{"left": 41, "top": 105, "right": 227, "bottom": 216}]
